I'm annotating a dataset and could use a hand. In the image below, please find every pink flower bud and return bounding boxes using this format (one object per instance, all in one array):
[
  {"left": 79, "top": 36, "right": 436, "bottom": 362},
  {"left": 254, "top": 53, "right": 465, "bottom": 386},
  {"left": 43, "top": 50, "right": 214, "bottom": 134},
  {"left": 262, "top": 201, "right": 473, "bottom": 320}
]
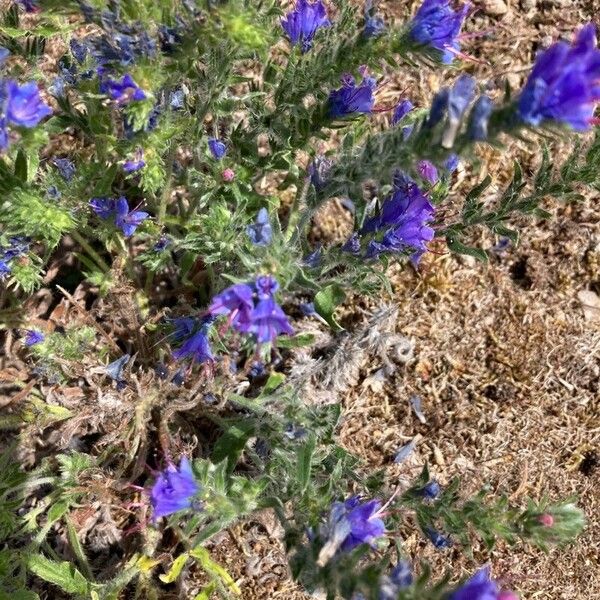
[
  {"left": 538, "top": 513, "right": 554, "bottom": 527},
  {"left": 222, "top": 168, "right": 234, "bottom": 182},
  {"left": 498, "top": 591, "right": 519, "bottom": 600}
]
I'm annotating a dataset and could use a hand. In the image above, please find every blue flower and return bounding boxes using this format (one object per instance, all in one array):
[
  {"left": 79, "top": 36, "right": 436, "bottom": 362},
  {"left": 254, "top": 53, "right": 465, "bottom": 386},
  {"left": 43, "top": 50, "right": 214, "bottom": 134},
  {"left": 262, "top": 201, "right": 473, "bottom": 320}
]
[
  {"left": 444, "top": 153, "right": 459, "bottom": 172},
  {"left": 361, "top": 173, "right": 435, "bottom": 264},
  {"left": 16, "top": 0, "right": 38, "bottom": 12},
  {"left": 150, "top": 457, "right": 200, "bottom": 520},
  {"left": 123, "top": 148, "right": 145, "bottom": 173},
  {"left": 308, "top": 155, "right": 333, "bottom": 190},
  {"left": 24, "top": 330, "right": 45, "bottom": 347},
  {"left": 246, "top": 208, "right": 272, "bottom": 246},
  {"left": 102, "top": 74, "right": 146, "bottom": 104},
  {"left": 158, "top": 23, "right": 184, "bottom": 54},
  {"left": 302, "top": 246, "right": 323, "bottom": 268},
  {"left": 378, "top": 561, "right": 413, "bottom": 600},
  {"left": 416, "top": 480, "right": 441, "bottom": 499},
  {"left": 408, "top": 0, "right": 470, "bottom": 64},
  {"left": 114, "top": 197, "right": 149, "bottom": 237},
  {"left": 468, "top": 95, "right": 494, "bottom": 140},
  {"left": 47, "top": 185, "right": 61, "bottom": 200},
  {"left": 417, "top": 160, "right": 438, "bottom": 184},
  {"left": 0, "top": 236, "right": 29, "bottom": 278},
  {"left": 208, "top": 282, "right": 255, "bottom": 332},
  {"left": 281, "top": 0, "right": 331, "bottom": 52},
  {"left": 5, "top": 81, "right": 52, "bottom": 127},
  {"left": 328, "top": 72, "right": 376, "bottom": 119},
  {"left": 248, "top": 276, "right": 294, "bottom": 344},
  {"left": 70, "top": 38, "right": 89, "bottom": 64},
  {"left": 208, "top": 137, "right": 227, "bottom": 160},
  {"left": 517, "top": 24, "right": 600, "bottom": 131},
  {"left": 90, "top": 197, "right": 149, "bottom": 237},
  {"left": 449, "top": 566, "right": 517, "bottom": 600},
  {"left": 169, "top": 89, "right": 185, "bottom": 110},
  {"left": 423, "top": 526, "right": 452, "bottom": 549},
  {"left": 0, "top": 47, "right": 10, "bottom": 64},
  {"left": 52, "top": 158, "right": 76, "bottom": 181},
  {"left": 171, "top": 318, "right": 214, "bottom": 365},
  {"left": 321, "top": 496, "right": 386, "bottom": 560},
  {"left": 391, "top": 99, "right": 414, "bottom": 125},
  {"left": 154, "top": 235, "right": 171, "bottom": 251}
]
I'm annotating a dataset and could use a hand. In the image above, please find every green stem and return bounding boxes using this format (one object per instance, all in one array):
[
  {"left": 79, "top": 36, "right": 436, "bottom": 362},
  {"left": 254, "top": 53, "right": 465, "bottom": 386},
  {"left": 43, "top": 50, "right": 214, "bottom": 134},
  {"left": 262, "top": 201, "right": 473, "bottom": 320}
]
[
  {"left": 71, "top": 230, "right": 110, "bottom": 273},
  {"left": 159, "top": 144, "right": 178, "bottom": 225},
  {"left": 285, "top": 178, "right": 311, "bottom": 242}
]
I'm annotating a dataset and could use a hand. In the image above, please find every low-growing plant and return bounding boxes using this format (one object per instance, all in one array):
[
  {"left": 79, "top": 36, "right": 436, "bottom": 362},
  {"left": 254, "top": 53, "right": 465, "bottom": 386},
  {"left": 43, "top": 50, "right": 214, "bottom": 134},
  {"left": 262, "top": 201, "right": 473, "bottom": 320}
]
[{"left": 0, "top": 0, "right": 596, "bottom": 598}]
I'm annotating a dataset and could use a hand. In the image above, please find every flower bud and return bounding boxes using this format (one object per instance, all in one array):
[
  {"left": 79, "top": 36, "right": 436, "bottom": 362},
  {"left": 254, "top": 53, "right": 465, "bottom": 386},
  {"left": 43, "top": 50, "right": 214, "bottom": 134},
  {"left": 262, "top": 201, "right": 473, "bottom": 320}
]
[
  {"left": 222, "top": 168, "right": 235, "bottom": 182},
  {"left": 538, "top": 513, "right": 554, "bottom": 527}
]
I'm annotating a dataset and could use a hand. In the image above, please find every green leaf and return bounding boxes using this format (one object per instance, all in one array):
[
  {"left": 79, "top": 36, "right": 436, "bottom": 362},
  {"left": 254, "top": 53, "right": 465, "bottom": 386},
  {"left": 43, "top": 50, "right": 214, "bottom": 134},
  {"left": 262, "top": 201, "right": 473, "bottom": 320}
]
[
  {"left": 158, "top": 553, "right": 189, "bottom": 584},
  {"left": 297, "top": 436, "right": 316, "bottom": 494},
  {"left": 212, "top": 422, "right": 255, "bottom": 470},
  {"left": 190, "top": 547, "right": 241, "bottom": 595},
  {"left": 14, "top": 150, "right": 27, "bottom": 183},
  {"left": 276, "top": 333, "right": 315, "bottom": 348},
  {"left": 446, "top": 236, "right": 488, "bottom": 263},
  {"left": 66, "top": 515, "right": 93, "bottom": 580},
  {"left": 27, "top": 554, "right": 89, "bottom": 595},
  {"left": 261, "top": 372, "right": 286, "bottom": 395},
  {"left": 314, "top": 284, "right": 346, "bottom": 332}
]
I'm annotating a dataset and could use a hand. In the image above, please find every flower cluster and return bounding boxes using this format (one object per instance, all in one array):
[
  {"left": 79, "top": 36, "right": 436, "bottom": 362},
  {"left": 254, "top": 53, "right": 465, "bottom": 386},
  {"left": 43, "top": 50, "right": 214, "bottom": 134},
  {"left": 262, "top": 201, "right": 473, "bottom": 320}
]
[
  {"left": 208, "top": 275, "right": 294, "bottom": 345},
  {"left": 150, "top": 457, "right": 200, "bottom": 521},
  {"left": 347, "top": 172, "right": 435, "bottom": 264},
  {"left": 281, "top": 0, "right": 331, "bottom": 53},
  {"left": 518, "top": 24, "right": 600, "bottom": 131},
  {"left": 0, "top": 236, "right": 30, "bottom": 279},
  {"left": 0, "top": 79, "right": 52, "bottom": 150},
  {"left": 170, "top": 316, "right": 215, "bottom": 366},
  {"left": 90, "top": 197, "right": 149, "bottom": 237}
]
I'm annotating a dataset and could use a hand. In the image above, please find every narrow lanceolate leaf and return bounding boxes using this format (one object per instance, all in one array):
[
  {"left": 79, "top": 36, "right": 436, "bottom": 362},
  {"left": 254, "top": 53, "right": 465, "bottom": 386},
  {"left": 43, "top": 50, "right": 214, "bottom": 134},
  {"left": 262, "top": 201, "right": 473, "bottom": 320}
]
[
  {"left": 158, "top": 553, "right": 189, "bottom": 584},
  {"left": 297, "top": 435, "right": 316, "bottom": 494},
  {"left": 190, "top": 547, "right": 241, "bottom": 595},
  {"left": 314, "top": 284, "right": 346, "bottom": 332},
  {"left": 27, "top": 554, "right": 89, "bottom": 595}
]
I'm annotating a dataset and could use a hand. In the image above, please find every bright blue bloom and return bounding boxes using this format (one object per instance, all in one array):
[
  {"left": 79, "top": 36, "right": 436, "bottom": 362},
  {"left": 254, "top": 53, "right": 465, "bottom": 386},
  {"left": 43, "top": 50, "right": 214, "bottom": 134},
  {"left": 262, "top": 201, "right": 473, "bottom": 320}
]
[
  {"left": 123, "top": 148, "right": 145, "bottom": 173},
  {"left": 468, "top": 95, "right": 494, "bottom": 140},
  {"left": 417, "top": 160, "right": 438, "bottom": 184},
  {"left": 423, "top": 526, "right": 452, "bottom": 549},
  {"left": 5, "top": 81, "right": 52, "bottom": 127},
  {"left": 52, "top": 158, "right": 76, "bottom": 181},
  {"left": 449, "top": 566, "right": 511, "bottom": 600},
  {"left": 208, "top": 138, "right": 227, "bottom": 160},
  {"left": 114, "top": 197, "right": 149, "bottom": 237},
  {"left": 150, "top": 457, "right": 200, "bottom": 520},
  {"left": 342, "top": 233, "right": 362, "bottom": 254},
  {"left": 408, "top": 0, "right": 470, "bottom": 64},
  {"left": 0, "top": 236, "right": 29, "bottom": 278},
  {"left": 90, "top": 197, "right": 149, "bottom": 237},
  {"left": 169, "top": 89, "right": 185, "bottom": 110},
  {"left": 428, "top": 88, "right": 450, "bottom": 127},
  {"left": 448, "top": 75, "right": 476, "bottom": 122},
  {"left": 0, "top": 48, "right": 10, "bottom": 64},
  {"left": 171, "top": 318, "right": 214, "bottom": 365},
  {"left": 361, "top": 173, "right": 435, "bottom": 264},
  {"left": 154, "top": 235, "right": 170, "bottom": 251},
  {"left": 255, "top": 274, "right": 280, "bottom": 298},
  {"left": 303, "top": 246, "right": 323, "bottom": 268},
  {"left": 328, "top": 72, "right": 376, "bottom": 119},
  {"left": 391, "top": 99, "right": 414, "bottom": 125},
  {"left": 249, "top": 361, "right": 266, "bottom": 378},
  {"left": 326, "top": 496, "right": 386, "bottom": 552},
  {"left": 209, "top": 282, "right": 255, "bottom": 332},
  {"left": 518, "top": 24, "right": 600, "bottom": 131},
  {"left": 281, "top": 0, "right": 331, "bottom": 52},
  {"left": 246, "top": 208, "right": 272, "bottom": 246},
  {"left": 24, "top": 330, "right": 45, "bottom": 346},
  {"left": 416, "top": 480, "right": 441, "bottom": 499},
  {"left": 102, "top": 74, "right": 146, "bottom": 104},
  {"left": 105, "top": 354, "right": 130, "bottom": 383}
]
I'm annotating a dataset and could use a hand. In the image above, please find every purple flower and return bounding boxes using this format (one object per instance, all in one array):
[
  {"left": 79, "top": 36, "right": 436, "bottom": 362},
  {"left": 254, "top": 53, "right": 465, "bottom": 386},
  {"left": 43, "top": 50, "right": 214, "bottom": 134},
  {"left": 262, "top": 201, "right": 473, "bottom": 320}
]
[
  {"left": 154, "top": 235, "right": 170, "bottom": 251},
  {"left": 171, "top": 318, "right": 214, "bottom": 365},
  {"left": 391, "top": 99, "right": 414, "bottom": 125},
  {"left": 444, "top": 153, "right": 459, "bottom": 172},
  {"left": 246, "top": 208, "right": 272, "bottom": 246},
  {"left": 0, "top": 236, "right": 29, "bottom": 278},
  {"left": 417, "top": 160, "right": 438, "bottom": 184},
  {"left": 517, "top": 24, "right": 600, "bottom": 131},
  {"left": 408, "top": 0, "right": 470, "bottom": 64},
  {"left": 114, "top": 197, "right": 149, "bottom": 237},
  {"left": 208, "top": 138, "right": 227, "bottom": 160},
  {"left": 363, "top": 1, "right": 385, "bottom": 39},
  {"left": 361, "top": 173, "right": 435, "bottom": 264},
  {"left": 208, "top": 282, "right": 255, "bottom": 331},
  {"left": 468, "top": 95, "right": 494, "bottom": 140},
  {"left": 90, "top": 197, "right": 116, "bottom": 219},
  {"left": 70, "top": 38, "right": 89, "bottom": 64},
  {"left": 281, "top": 0, "right": 331, "bottom": 52},
  {"left": 150, "top": 457, "right": 200, "bottom": 520},
  {"left": 52, "top": 158, "right": 76, "bottom": 181},
  {"left": 24, "top": 330, "right": 45, "bottom": 346},
  {"left": 342, "top": 232, "right": 362, "bottom": 254},
  {"left": 255, "top": 274, "right": 280, "bottom": 298},
  {"left": 416, "top": 480, "right": 441, "bottom": 499},
  {"left": 449, "top": 566, "right": 517, "bottom": 600},
  {"left": 248, "top": 295, "right": 294, "bottom": 344},
  {"left": 323, "top": 497, "right": 386, "bottom": 556},
  {"left": 302, "top": 246, "right": 322, "bottom": 268},
  {"left": 102, "top": 74, "right": 146, "bottom": 104},
  {"left": 423, "top": 526, "right": 452, "bottom": 549},
  {"left": 328, "top": 72, "right": 376, "bottom": 119},
  {"left": 5, "top": 81, "right": 52, "bottom": 128},
  {"left": 379, "top": 561, "right": 413, "bottom": 600},
  {"left": 123, "top": 148, "right": 145, "bottom": 173},
  {"left": 16, "top": 0, "right": 38, "bottom": 12}
]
